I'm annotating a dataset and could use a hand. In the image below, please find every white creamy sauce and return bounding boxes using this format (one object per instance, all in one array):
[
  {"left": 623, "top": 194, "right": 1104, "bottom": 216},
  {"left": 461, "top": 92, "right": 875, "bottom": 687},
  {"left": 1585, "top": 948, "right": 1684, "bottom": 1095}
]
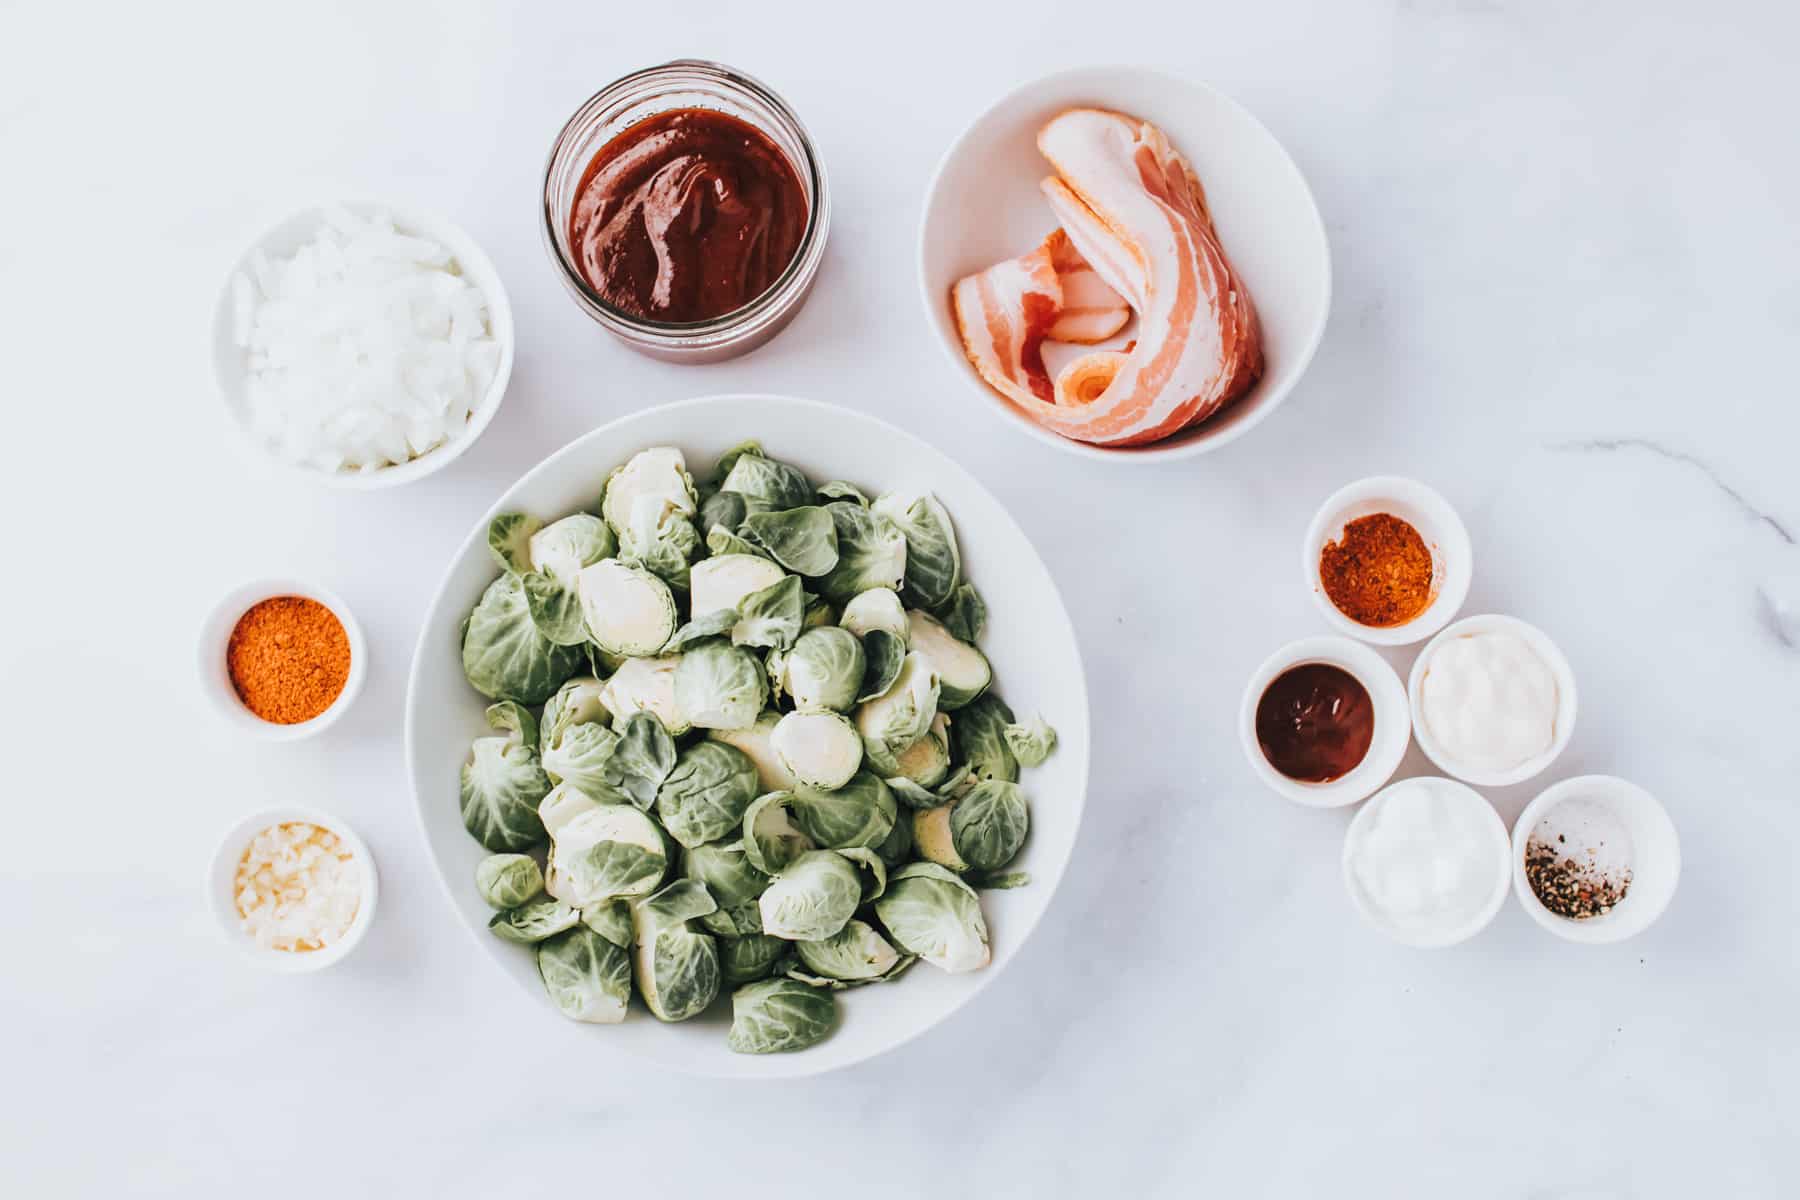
[
  {"left": 1419, "top": 631, "right": 1558, "bottom": 772},
  {"left": 1347, "top": 781, "right": 1502, "bottom": 938}
]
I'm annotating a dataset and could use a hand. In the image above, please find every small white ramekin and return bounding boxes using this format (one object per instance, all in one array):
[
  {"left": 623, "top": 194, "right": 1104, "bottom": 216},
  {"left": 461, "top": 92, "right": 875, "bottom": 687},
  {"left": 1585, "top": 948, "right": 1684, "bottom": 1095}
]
[
  {"left": 1512, "top": 775, "right": 1679, "bottom": 944},
  {"left": 1342, "top": 776, "right": 1512, "bottom": 949},
  {"left": 198, "top": 578, "right": 367, "bottom": 741},
  {"left": 209, "top": 806, "right": 379, "bottom": 972},
  {"left": 1408, "top": 614, "right": 1576, "bottom": 787},
  {"left": 1239, "top": 635, "right": 1411, "bottom": 808},
  {"left": 211, "top": 202, "right": 514, "bottom": 489},
  {"left": 1303, "top": 475, "right": 1472, "bottom": 646}
]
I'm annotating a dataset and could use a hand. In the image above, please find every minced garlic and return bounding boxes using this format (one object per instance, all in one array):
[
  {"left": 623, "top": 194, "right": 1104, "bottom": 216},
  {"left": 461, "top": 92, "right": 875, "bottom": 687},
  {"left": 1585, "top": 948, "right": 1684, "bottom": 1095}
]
[{"left": 234, "top": 821, "right": 361, "bottom": 952}]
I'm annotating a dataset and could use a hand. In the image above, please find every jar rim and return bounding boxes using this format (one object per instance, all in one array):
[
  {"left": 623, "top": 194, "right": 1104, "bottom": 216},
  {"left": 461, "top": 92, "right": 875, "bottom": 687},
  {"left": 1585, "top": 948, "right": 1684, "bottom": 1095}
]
[{"left": 540, "top": 59, "right": 829, "bottom": 344}]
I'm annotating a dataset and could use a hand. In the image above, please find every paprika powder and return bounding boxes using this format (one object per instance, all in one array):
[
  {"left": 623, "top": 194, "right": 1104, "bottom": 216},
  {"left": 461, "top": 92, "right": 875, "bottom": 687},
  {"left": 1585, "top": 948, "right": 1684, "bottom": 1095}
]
[
  {"left": 1319, "top": 513, "right": 1435, "bottom": 628},
  {"left": 226, "top": 596, "right": 351, "bottom": 724}
]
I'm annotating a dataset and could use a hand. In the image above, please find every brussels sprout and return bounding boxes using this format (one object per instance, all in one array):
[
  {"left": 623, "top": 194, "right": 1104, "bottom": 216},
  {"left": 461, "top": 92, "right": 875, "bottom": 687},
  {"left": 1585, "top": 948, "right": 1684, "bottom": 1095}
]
[
  {"left": 772, "top": 711, "right": 864, "bottom": 790},
  {"left": 857, "top": 629, "right": 905, "bottom": 702},
  {"left": 873, "top": 492, "right": 961, "bottom": 610},
  {"left": 874, "top": 862, "right": 990, "bottom": 973},
  {"left": 886, "top": 777, "right": 946, "bottom": 811},
  {"left": 894, "top": 712, "right": 952, "bottom": 787},
  {"left": 683, "top": 840, "right": 773, "bottom": 936},
  {"left": 541, "top": 719, "right": 622, "bottom": 799},
  {"left": 489, "top": 898, "right": 579, "bottom": 944},
  {"left": 742, "top": 506, "right": 839, "bottom": 576},
  {"left": 547, "top": 803, "right": 669, "bottom": 906},
  {"left": 705, "top": 525, "right": 766, "bottom": 559},
  {"left": 708, "top": 710, "right": 799, "bottom": 793},
  {"left": 720, "top": 934, "right": 790, "bottom": 984},
  {"left": 632, "top": 880, "right": 720, "bottom": 1022},
  {"left": 619, "top": 504, "right": 702, "bottom": 593},
  {"left": 818, "top": 502, "right": 907, "bottom": 603},
  {"left": 854, "top": 652, "right": 940, "bottom": 775},
  {"left": 539, "top": 677, "right": 609, "bottom": 753},
  {"left": 840, "top": 587, "right": 909, "bottom": 641},
  {"left": 598, "top": 656, "right": 688, "bottom": 735},
  {"left": 796, "top": 919, "right": 901, "bottom": 982},
  {"left": 952, "top": 693, "right": 1019, "bottom": 784},
  {"left": 581, "top": 897, "right": 635, "bottom": 948},
  {"left": 529, "top": 513, "right": 615, "bottom": 582},
  {"left": 759, "top": 850, "right": 863, "bottom": 941},
  {"left": 673, "top": 639, "right": 767, "bottom": 731},
  {"left": 577, "top": 560, "right": 678, "bottom": 656},
  {"left": 1003, "top": 716, "right": 1058, "bottom": 766},
  {"left": 965, "top": 870, "right": 1031, "bottom": 890},
  {"left": 704, "top": 900, "right": 765, "bottom": 937},
  {"left": 802, "top": 594, "right": 836, "bottom": 630},
  {"left": 726, "top": 978, "right": 837, "bottom": 1054},
  {"left": 874, "top": 801, "right": 915, "bottom": 865},
  {"left": 538, "top": 781, "right": 603, "bottom": 838},
  {"left": 475, "top": 853, "right": 543, "bottom": 910},
  {"left": 486, "top": 512, "right": 542, "bottom": 574},
  {"left": 599, "top": 711, "right": 677, "bottom": 810},
  {"left": 537, "top": 926, "right": 632, "bottom": 1023},
  {"left": 740, "top": 791, "right": 816, "bottom": 874},
  {"left": 712, "top": 439, "right": 765, "bottom": 481},
  {"left": 934, "top": 581, "right": 987, "bottom": 643},
  {"left": 840, "top": 846, "right": 889, "bottom": 902},
  {"left": 914, "top": 780, "right": 1029, "bottom": 873},
  {"left": 601, "top": 446, "right": 698, "bottom": 537},
  {"left": 462, "top": 573, "right": 584, "bottom": 704},
  {"left": 780, "top": 626, "right": 865, "bottom": 713},
  {"left": 720, "top": 447, "right": 813, "bottom": 510},
  {"left": 699, "top": 488, "right": 761, "bottom": 540},
  {"left": 690, "top": 554, "right": 787, "bottom": 620},
  {"left": 790, "top": 771, "right": 897, "bottom": 850},
  {"left": 664, "top": 608, "right": 739, "bottom": 652},
  {"left": 731, "top": 574, "right": 804, "bottom": 651},
  {"left": 905, "top": 610, "right": 991, "bottom": 710},
  {"left": 816, "top": 480, "right": 870, "bottom": 506},
  {"left": 656, "top": 741, "right": 761, "bottom": 848},
  {"left": 461, "top": 702, "right": 553, "bottom": 851}
]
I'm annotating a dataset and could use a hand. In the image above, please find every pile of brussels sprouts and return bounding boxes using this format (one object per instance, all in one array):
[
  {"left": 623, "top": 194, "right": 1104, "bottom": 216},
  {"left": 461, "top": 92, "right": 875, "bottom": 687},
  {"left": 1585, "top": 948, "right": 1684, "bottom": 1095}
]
[{"left": 456, "top": 441, "right": 1057, "bottom": 1053}]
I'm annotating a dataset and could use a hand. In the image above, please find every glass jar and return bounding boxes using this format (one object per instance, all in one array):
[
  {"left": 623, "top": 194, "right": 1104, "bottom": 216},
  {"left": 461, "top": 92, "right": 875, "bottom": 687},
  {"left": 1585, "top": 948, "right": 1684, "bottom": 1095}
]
[{"left": 541, "top": 60, "right": 830, "bottom": 364}]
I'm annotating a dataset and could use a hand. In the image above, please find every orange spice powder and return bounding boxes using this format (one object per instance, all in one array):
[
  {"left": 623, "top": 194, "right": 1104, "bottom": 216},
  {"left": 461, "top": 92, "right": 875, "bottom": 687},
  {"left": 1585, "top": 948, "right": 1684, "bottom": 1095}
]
[
  {"left": 226, "top": 597, "right": 351, "bottom": 724},
  {"left": 1319, "top": 513, "right": 1436, "bottom": 627}
]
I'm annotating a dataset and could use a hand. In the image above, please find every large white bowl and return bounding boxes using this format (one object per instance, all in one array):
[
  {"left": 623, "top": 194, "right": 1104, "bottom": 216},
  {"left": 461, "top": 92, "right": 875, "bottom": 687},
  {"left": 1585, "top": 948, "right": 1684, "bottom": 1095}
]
[
  {"left": 918, "top": 66, "right": 1331, "bottom": 462},
  {"left": 405, "top": 395, "right": 1091, "bottom": 1078}
]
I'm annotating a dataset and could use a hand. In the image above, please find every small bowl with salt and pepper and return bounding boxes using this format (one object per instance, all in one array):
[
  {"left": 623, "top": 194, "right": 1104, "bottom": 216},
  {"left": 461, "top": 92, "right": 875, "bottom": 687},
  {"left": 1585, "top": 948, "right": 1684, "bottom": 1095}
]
[
  {"left": 198, "top": 578, "right": 367, "bottom": 741},
  {"left": 1302, "top": 475, "right": 1472, "bottom": 647},
  {"left": 1512, "top": 775, "right": 1679, "bottom": 944}
]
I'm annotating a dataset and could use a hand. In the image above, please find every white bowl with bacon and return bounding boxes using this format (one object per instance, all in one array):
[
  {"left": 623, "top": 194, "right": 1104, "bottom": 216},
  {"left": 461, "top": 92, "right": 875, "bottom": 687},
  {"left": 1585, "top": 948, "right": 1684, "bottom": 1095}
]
[{"left": 920, "top": 67, "right": 1330, "bottom": 459}]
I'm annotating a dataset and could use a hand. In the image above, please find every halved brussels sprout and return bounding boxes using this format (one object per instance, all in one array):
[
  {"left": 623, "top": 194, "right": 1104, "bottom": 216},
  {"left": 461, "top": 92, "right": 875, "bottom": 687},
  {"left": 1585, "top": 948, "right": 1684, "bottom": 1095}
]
[
  {"left": 742, "top": 506, "right": 839, "bottom": 576},
  {"left": 580, "top": 898, "right": 635, "bottom": 948},
  {"left": 709, "top": 710, "right": 799, "bottom": 793},
  {"left": 857, "top": 629, "right": 905, "bottom": 702},
  {"left": 741, "top": 791, "right": 816, "bottom": 875},
  {"left": 601, "top": 447, "right": 698, "bottom": 537},
  {"left": 529, "top": 513, "right": 616, "bottom": 582},
  {"left": 789, "top": 771, "right": 897, "bottom": 850},
  {"left": 905, "top": 610, "right": 991, "bottom": 710},
  {"left": 894, "top": 712, "right": 952, "bottom": 788},
  {"left": 816, "top": 480, "right": 870, "bottom": 506},
  {"left": 690, "top": 554, "right": 787, "bottom": 620},
  {"left": 655, "top": 741, "right": 760, "bottom": 848},
  {"left": 952, "top": 693, "right": 1019, "bottom": 784},
  {"left": 874, "top": 862, "right": 990, "bottom": 973},
  {"left": 683, "top": 840, "right": 772, "bottom": 937},
  {"left": 597, "top": 711, "right": 677, "bottom": 810},
  {"left": 1003, "top": 716, "right": 1058, "bottom": 766},
  {"left": 934, "top": 581, "right": 987, "bottom": 643},
  {"left": 577, "top": 560, "right": 678, "bottom": 656},
  {"left": 914, "top": 780, "right": 1029, "bottom": 874},
  {"left": 840, "top": 587, "right": 909, "bottom": 641},
  {"left": 872, "top": 492, "right": 961, "bottom": 610},
  {"left": 772, "top": 710, "right": 864, "bottom": 791},
  {"left": 705, "top": 524, "right": 765, "bottom": 559},
  {"left": 546, "top": 803, "right": 669, "bottom": 906},
  {"left": 720, "top": 447, "right": 813, "bottom": 510},
  {"left": 673, "top": 639, "right": 767, "bottom": 731},
  {"left": 720, "top": 934, "right": 790, "bottom": 984},
  {"left": 781, "top": 626, "right": 865, "bottom": 713},
  {"left": 598, "top": 656, "right": 688, "bottom": 736},
  {"left": 631, "top": 879, "right": 720, "bottom": 1022},
  {"left": 462, "top": 573, "right": 584, "bottom": 705},
  {"left": 538, "top": 781, "right": 603, "bottom": 838},
  {"left": 818, "top": 502, "right": 907, "bottom": 603},
  {"left": 461, "top": 702, "right": 553, "bottom": 851},
  {"left": 619, "top": 504, "right": 702, "bottom": 592},
  {"left": 664, "top": 608, "right": 739, "bottom": 652},
  {"left": 796, "top": 918, "right": 901, "bottom": 982},
  {"left": 539, "top": 677, "right": 609, "bottom": 754},
  {"left": 536, "top": 926, "right": 632, "bottom": 1024},
  {"left": 726, "top": 978, "right": 836, "bottom": 1054},
  {"left": 854, "top": 651, "right": 940, "bottom": 775},
  {"left": 731, "top": 574, "right": 804, "bottom": 651},
  {"left": 475, "top": 853, "right": 543, "bottom": 910},
  {"left": 486, "top": 512, "right": 542, "bottom": 574},
  {"left": 540, "top": 719, "right": 622, "bottom": 799},
  {"left": 489, "top": 897, "right": 579, "bottom": 944},
  {"left": 758, "top": 850, "right": 863, "bottom": 942}
]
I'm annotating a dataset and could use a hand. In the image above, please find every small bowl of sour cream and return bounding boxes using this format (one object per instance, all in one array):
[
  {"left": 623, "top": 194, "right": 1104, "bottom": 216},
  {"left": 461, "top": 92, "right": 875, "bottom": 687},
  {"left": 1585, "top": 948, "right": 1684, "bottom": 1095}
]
[
  {"left": 1408, "top": 614, "right": 1577, "bottom": 788},
  {"left": 1343, "top": 776, "right": 1512, "bottom": 948}
]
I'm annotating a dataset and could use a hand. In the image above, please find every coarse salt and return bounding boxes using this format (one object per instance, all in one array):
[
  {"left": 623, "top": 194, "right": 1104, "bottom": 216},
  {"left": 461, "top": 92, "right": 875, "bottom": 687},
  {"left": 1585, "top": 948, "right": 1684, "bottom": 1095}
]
[{"left": 234, "top": 821, "right": 362, "bottom": 952}]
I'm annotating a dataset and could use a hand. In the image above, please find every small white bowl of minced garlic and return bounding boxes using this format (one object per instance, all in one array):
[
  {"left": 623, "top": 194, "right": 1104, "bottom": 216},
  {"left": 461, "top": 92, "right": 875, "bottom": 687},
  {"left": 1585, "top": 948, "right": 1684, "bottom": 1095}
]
[{"left": 210, "top": 808, "right": 378, "bottom": 971}]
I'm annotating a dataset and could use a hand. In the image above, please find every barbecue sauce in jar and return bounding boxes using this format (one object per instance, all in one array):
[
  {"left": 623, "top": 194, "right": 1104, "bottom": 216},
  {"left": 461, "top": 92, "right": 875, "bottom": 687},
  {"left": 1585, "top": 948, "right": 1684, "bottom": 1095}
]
[
  {"left": 568, "top": 108, "right": 808, "bottom": 324},
  {"left": 1254, "top": 663, "right": 1375, "bottom": 783}
]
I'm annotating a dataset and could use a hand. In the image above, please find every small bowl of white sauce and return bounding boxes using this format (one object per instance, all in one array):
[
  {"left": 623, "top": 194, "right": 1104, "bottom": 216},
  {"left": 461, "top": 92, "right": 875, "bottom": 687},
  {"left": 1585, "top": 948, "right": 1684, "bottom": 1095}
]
[
  {"left": 1512, "top": 775, "right": 1679, "bottom": 944},
  {"left": 1342, "top": 776, "right": 1512, "bottom": 948},
  {"left": 1408, "top": 614, "right": 1577, "bottom": 787},
  {"left": 209, "top": 807, "right": 378, "bottom": 971}
]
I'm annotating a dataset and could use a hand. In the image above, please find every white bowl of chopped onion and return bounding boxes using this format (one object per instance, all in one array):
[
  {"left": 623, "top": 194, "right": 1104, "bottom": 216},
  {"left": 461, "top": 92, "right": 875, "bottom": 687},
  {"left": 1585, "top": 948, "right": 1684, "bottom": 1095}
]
[
  {"left": 209, "top": 807, "right": 379, "bottom": 972},
  {"left": 212, "top": 203, "right": 514, "bottom": 488}
]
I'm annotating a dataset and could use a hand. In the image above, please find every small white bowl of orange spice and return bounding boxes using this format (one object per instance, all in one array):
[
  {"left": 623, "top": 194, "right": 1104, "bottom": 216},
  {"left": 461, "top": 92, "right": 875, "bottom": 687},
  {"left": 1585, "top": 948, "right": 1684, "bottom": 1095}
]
[
  {"left": 198, "top": 578, "right": 366, "bottom": 740},
  {"left": 1302, "top": 476, "right": 1472, "bottom": 646}
]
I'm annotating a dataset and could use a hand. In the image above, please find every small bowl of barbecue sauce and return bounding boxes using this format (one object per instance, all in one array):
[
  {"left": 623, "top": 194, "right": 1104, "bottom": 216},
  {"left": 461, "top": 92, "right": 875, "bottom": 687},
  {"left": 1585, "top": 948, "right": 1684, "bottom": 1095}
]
[
  {"left": 543, "top": 60, "right": 829, "bottom": 363},
  {"left": 1239, "top": 636, "right": 1411, "bottom": 808}
]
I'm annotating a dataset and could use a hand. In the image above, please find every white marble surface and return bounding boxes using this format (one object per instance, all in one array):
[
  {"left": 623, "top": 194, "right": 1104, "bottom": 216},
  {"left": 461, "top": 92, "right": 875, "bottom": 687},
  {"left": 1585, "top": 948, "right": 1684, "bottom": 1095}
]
[{"left": 4, "top": 1, "right": 1797, "bottom": 1194}]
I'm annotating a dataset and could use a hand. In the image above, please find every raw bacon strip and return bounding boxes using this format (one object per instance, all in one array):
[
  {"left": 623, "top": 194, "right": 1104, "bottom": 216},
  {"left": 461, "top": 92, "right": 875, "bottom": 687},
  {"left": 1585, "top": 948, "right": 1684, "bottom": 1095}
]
[
  {"left": 1043, "top": 230, "right": 1131, "bottom": 344},
  {"left": 950, "top": 237, "right": 1061, "bottom": 408}
]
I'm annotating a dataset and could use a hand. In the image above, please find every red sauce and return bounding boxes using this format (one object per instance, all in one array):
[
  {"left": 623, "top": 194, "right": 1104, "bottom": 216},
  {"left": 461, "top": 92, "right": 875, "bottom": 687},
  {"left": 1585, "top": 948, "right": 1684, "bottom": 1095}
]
[
  {"left": 1255, "top": 663, "right": 1374, "bottom": 783},
  {"left": 568, "top": 108, "right": 808, "bottom": 324}
]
